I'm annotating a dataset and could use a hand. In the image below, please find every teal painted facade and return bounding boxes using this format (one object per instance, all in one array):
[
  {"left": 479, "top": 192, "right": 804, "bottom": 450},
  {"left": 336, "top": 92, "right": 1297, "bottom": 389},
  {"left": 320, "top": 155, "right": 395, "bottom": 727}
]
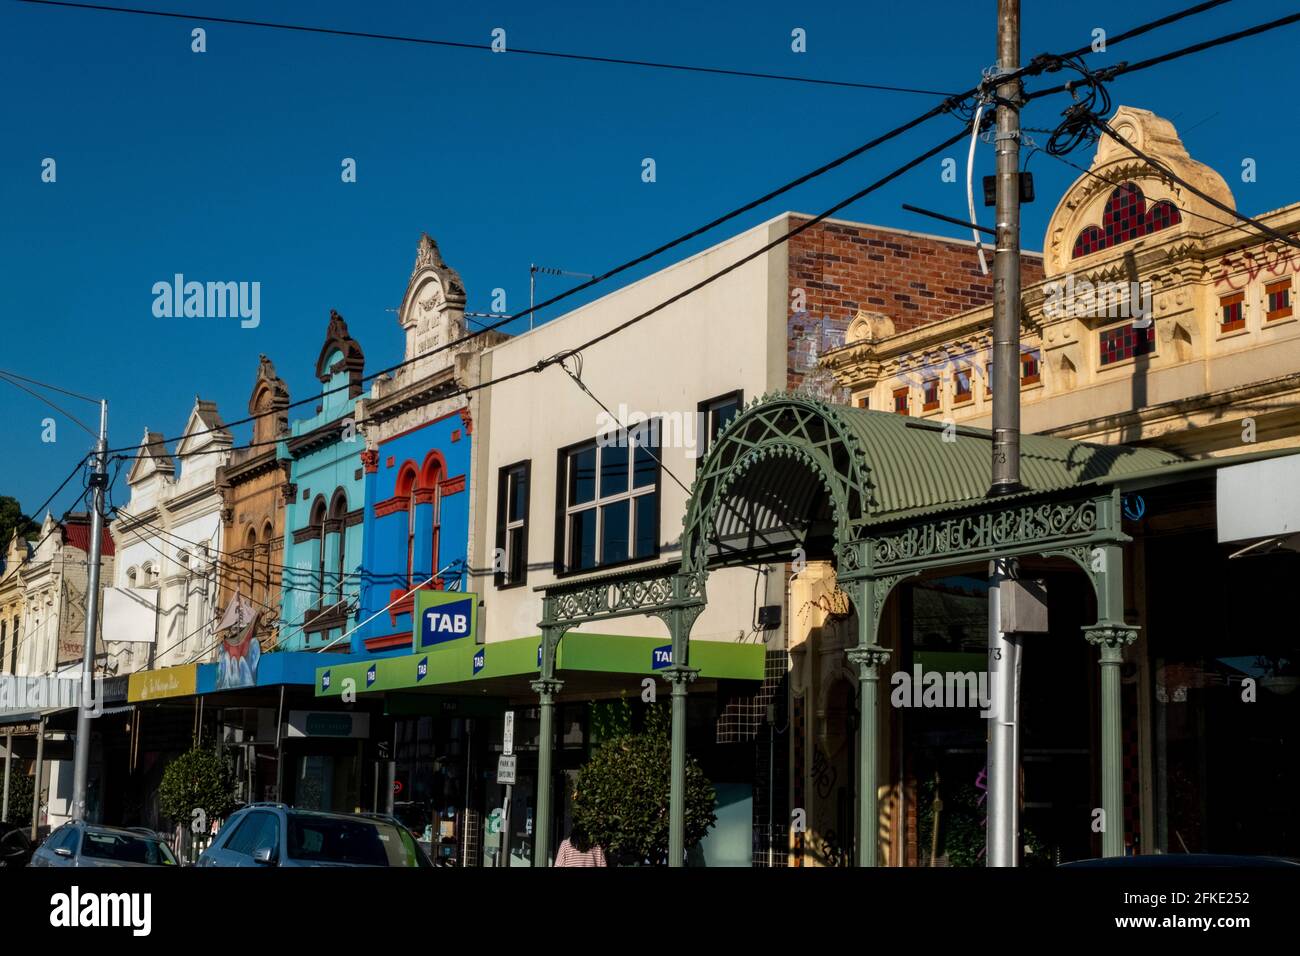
[{"left": 279, "top": 311, "right": 369, "bottom": 651}]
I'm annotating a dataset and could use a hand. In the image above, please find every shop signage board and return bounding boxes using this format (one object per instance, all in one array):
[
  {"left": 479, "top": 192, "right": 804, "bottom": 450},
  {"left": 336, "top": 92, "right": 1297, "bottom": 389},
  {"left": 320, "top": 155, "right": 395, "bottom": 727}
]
[
  {"left": 413, "top": 591, "right": 478, "bottom": 651},
  {"left": 127, "top": 664, "right": 197, "bottom": 702},
  {"left": 652, "top": 644, "right": 673, "bottom": 669},
  {"left": 285, "top": 711, "right": 370, "bottom": 739},
  {"left": 503, "top": 710, "right": 514, "bottom": 756}
]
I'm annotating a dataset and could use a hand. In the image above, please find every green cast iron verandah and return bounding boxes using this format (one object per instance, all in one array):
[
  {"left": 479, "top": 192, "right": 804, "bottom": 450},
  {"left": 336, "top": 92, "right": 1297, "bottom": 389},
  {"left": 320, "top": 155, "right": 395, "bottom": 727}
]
[{"left": 532, "top": 392, "right": 1189, "bottom": 868}]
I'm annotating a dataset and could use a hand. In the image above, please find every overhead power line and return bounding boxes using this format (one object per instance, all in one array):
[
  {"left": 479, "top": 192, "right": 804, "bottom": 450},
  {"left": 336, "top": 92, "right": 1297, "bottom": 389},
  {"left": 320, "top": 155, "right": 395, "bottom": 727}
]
[
  {"left": 85, "top": 1, "right": 1245, "bottom": 457},
  {"left": 1093, "top": 116, "right": 1300, "bottom": 253},
  {"left": 15, "top": 0, "right": 957, "bottom": 96},
  {"left": 1027, "top": 7, "right": 1300, "bottom": 101}
]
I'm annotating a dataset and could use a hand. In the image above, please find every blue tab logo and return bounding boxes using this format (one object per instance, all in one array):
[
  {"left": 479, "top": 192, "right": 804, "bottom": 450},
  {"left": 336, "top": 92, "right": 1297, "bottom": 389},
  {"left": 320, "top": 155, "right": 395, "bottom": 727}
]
[
  {"left": 419, "top": 596, "right": 475, "bottom": 649},
  {"left": 652, "top": 645, "right": 673, "bottom": 670},
  {"left": 321, "top": 670, "right": 331, "bottom": 691},
  {"left": 473, "top": 648, "right": 486, "bottom": 675},
  {"left": 417, "top": 657, "right": 429, "bottom": 682},
  {"left": 366, "top": 664, "right": 377, "bottom": 688}
]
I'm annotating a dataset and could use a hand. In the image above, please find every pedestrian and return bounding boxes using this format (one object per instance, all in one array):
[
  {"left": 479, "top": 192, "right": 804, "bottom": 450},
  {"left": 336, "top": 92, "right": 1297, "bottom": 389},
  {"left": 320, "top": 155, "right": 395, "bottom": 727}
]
[{"left": 553, "top": 824, "right": 607, "bottom": 867}]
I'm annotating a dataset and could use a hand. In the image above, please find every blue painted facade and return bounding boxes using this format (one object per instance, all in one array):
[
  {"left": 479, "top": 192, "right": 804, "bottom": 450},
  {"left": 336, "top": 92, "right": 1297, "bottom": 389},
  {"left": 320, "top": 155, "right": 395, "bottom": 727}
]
[
  {"left": 279, "top": 311, "right": 368, "bottom": 652},
  {"left": 354, "top": 407, "right": 473, "bottom": 655}
]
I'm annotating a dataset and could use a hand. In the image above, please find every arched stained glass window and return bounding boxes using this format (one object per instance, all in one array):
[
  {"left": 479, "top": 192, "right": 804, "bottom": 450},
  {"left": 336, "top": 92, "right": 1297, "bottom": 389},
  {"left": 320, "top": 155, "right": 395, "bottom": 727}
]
[{"left": 1072, "top": 182, "right": 1182, "bottom": 258}]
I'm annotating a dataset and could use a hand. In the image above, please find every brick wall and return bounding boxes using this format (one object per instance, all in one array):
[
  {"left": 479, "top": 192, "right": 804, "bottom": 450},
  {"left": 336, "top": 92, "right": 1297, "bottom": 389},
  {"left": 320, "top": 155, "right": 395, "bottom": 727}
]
[{"left": 786, "top": 216, "right": 1045, "bottom": 391}]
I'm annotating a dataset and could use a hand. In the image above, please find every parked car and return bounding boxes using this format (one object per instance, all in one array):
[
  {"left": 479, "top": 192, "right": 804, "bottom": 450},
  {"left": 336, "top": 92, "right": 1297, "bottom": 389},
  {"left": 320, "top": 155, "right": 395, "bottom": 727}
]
[
  {"left": 29, "top": 821, "right": 179, "bottom": 867},
  {"left": 1060, "top": 853, "right": 1300, "bottom": 867},
  {"left": 0, "top": 821, "right": 34, "bottom": 868},
  {"left": 196, "top": 804, "right": 433, "bottom": 868}
]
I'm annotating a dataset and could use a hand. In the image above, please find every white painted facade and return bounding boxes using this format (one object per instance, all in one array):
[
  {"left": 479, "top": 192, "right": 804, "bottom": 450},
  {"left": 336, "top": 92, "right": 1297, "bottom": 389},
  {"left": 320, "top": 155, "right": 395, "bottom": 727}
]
[
  {"left": 107, "top": 399, "right": 231, "bottom": 672},
  {"left": 473, "top": 214, "right": 795, "bottom": 650}
]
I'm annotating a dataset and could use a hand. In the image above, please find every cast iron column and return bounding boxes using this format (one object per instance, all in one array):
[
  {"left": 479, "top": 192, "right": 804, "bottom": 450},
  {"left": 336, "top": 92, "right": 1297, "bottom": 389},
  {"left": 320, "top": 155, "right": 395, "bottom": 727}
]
[
  {"left": 1085, "top": 622, "right": 1138, "bottom": 857},
  {"left": 1084, "top": 541, "right": 1138, "bottom": 857},
  {"left": 664, "top": 661, "right": 697, "bottom": 867},
  {"left": 846, "top": 577, "right": 889, "bottom": 867},
  {"left": 532, "top": 623, "right": 564, "bottom": 867}
]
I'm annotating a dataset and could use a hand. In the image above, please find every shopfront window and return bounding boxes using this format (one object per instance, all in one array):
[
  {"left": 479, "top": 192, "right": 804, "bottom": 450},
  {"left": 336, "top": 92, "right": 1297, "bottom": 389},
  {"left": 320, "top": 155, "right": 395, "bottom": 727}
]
[{"left": 1147, "top": 532, "right": 1300, "bottom": 855}]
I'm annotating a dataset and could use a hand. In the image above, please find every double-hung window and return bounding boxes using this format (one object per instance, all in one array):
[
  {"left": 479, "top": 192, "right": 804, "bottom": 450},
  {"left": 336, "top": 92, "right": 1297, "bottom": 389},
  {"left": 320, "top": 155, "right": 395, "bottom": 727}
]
[
  {"left": 558, "top": 425, "right": 660, "bottom": 573},
  {"left": 495, "top": 461, "right": 530, "bottom": 588},
  {"left": 697, "top": 391, "right": 743, "bottom": 463}
]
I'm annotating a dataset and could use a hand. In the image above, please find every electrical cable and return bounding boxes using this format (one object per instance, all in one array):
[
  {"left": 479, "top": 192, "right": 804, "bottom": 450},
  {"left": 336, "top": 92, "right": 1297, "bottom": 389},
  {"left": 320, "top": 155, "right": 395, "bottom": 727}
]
[
  {"left": 15, "top": 0, "right": 959, "bottom": 96},
  {"left": 1093, "top": 115, "right": 1300, "bottom": 253},
  {"left": 0, "top": 372, "right": 97, "bottom": 439}
]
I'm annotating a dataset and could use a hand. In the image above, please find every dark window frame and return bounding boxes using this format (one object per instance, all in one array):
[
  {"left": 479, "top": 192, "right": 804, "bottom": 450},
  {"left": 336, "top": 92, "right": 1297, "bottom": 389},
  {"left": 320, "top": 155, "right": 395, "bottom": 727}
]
[
  {"left": 553, "top": 425, "right": 662, "bottom": 578},
  {"left": 495, "top": 460, "right": 532, "bottom": 590},
  {"left": 696, "top": 390, "right": 744, "bottom": 468}
]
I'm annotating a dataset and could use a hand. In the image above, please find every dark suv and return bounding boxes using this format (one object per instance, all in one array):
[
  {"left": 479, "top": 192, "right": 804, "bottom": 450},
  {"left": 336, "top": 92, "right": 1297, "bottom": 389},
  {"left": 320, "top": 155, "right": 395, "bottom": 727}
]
[{"left": 196, "top": 804, "right": 432, "bottom": 868}]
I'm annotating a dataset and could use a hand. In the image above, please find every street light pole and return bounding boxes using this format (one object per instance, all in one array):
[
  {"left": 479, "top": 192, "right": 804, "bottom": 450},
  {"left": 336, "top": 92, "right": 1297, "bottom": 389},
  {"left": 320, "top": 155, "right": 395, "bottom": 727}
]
[
  {"left": 987, "top": 0, "right": 1024, "bottom": 868},
  {"left": 70, "top": 399, "right": 107, "bottom": 823}
]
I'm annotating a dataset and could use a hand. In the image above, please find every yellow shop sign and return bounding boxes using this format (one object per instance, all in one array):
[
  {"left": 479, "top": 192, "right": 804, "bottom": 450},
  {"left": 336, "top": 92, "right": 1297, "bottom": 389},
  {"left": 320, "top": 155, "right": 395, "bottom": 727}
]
[{"left": 128, "top": 665, "right": 197, "bottom": 702}]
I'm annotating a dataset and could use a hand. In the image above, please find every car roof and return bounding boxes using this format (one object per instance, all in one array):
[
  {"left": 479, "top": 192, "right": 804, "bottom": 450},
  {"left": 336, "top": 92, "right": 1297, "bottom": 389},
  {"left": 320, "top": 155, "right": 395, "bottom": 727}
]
[
  {"left": 74, "top": 822, "right": 166, "bottom": 840},
  {"left": 242, "top": 805, "right": 398, "bottom": 826}
]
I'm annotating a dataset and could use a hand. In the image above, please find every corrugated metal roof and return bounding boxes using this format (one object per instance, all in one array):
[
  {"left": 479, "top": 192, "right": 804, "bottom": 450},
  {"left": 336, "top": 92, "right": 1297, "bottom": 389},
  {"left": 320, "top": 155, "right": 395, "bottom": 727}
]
[{"left": 826, "top": 406, "right": 1187, "bottom": 524}]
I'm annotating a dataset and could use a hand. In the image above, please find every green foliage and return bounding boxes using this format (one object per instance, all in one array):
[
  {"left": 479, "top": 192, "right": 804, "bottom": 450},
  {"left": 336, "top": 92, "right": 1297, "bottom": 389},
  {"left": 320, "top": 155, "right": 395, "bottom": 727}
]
[
  {"left": 5, "top": 771, "right": 34, "bottom": 828},
  {"left": 0, "top": 496, "right": 38, "bottom": 552},
  {"left": 571, "top": 703, "right": 716, "bottom": 865},
  {"left": 916, "top": 775, "right": 1051, "bottom": 867},
  {"left": 158, "top": 744, "right": 237, "bottom": 827},
  {"left": 588, "top": 695, "right": 632, "bottom": 748}
]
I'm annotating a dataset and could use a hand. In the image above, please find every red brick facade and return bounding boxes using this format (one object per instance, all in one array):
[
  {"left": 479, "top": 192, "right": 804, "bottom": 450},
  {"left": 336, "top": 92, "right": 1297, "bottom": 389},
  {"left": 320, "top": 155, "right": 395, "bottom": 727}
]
[{"left": 786, "top": 216, "right": 1045, "bottom": 392}]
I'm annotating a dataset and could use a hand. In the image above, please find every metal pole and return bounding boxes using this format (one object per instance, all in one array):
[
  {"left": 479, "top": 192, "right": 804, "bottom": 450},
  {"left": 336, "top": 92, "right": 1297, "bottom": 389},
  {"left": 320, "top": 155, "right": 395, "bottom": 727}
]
[
  {"left": 532, "top": 681, "right": 557, "bottom": 866},
  {"left": 384, "top": 725, "right": 396, "bottom": 816},
  {"left": 2, "top": 730, "right": 11, "bottom": 822},
  {"left": 1098, "top": 641, "right": 1125, "bottom": 857},
  {"left": 667, "top": 669, "right": 689, "bottom": 866},
  {"left": 986, "top": 0, "right": 1024, "bottom": 870},
  {"left": 989, "top": 0, "right": 1022, "bottom": 495},
  {"left": 71, "top": 399, "right": 107, "bottom": 823},
  {"left": 987, "top": 561, "right": 1022, "bottom": 866},
  {"left": 529, "top": 265, "right": 536, "bottom": 332},
  {"left": 31, "top": 715, "right": 46, "bottom": 841},
  {"left": 767, "top": 711, "right": 774, "bottom": 868},
  {"left": 274, "top": 684, "right": 285, "bottom": 801}
]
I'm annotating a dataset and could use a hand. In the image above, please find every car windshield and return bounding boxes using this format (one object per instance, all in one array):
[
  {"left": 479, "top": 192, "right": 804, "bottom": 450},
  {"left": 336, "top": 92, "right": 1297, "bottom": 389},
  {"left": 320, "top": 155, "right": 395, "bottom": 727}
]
[
  {"left": 286, "top": 815, "right": 414, "bottom": 866},
  {"left": 80, "top": 831, "right": 177, "bottom": 865}
]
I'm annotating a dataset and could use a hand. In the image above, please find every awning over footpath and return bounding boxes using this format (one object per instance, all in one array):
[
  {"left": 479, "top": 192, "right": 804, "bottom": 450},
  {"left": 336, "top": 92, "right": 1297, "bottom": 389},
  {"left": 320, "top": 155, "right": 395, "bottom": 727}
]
[{"left": 313, "top": 632, "right": 765, "bottom": 699}]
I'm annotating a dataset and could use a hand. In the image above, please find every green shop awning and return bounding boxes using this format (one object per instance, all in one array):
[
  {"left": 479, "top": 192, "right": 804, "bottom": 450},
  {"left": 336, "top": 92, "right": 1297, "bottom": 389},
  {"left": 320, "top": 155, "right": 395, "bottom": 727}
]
[{"left": 314, "top": 633, "right": 765, "bottom": 698}]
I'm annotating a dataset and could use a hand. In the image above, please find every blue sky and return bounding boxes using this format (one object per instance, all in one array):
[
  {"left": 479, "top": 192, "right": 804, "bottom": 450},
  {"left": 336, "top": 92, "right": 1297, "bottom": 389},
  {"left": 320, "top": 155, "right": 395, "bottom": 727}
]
[{"left": 2, "top": 0, "right": 1297, "bottom": 515}]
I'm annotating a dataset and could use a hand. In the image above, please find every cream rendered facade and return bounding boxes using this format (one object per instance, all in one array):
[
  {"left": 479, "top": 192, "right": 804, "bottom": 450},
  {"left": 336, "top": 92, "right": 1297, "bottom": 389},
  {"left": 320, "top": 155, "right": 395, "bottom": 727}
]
[
  {"left": 107, "top": 399, "right": 232, "bottom": 672},
  {"left": 473, "top": 214, "right": 794, "bottom": 650},
  {"left": 821, "top": 106, "right": 1300, "bottom": 459}
]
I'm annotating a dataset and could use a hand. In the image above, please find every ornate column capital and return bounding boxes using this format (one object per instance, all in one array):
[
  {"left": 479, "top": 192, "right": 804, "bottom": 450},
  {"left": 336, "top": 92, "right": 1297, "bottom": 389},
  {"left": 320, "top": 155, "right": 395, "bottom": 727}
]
[
  {"left": 662, "top": 665, "right": 699, "bottom": 686},
  {"left": 360, "top": 449, "right": 379, "bottom": 474},
  {"left": 530, "top": 677, "right": 564, "bottom": 698},
  {"left": 846, "top": 643, "right": 891, "bottom": 674},
  {"left": 1083, "top": 621, "right": 1140, "bottom": 657}
]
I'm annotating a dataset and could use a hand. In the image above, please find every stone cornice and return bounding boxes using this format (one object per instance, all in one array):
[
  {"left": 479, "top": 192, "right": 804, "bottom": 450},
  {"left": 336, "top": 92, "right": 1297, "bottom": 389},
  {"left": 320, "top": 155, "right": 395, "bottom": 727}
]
[{"left": 365, "top": 366, "right": 461, "bottom": 423}]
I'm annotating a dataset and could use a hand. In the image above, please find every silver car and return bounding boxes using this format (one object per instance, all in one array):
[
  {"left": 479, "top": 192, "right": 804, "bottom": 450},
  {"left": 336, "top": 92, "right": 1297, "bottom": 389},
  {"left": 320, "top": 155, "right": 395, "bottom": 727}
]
[
  {"left": 196, "top": 803, "right": 432, "bottom": 868},
  {"left": 30, "top": 821, "right": 179, "bottom": 868}
]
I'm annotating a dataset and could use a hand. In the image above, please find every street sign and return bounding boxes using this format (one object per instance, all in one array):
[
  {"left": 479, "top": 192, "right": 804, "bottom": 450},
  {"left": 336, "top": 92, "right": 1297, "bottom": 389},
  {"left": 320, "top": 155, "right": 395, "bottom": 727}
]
[
  {"left": 503, "top": 710, "right": 515, "bottom": 756},
  {"left": 497, "top": 754, "right": 517, "bottom": 785}
]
